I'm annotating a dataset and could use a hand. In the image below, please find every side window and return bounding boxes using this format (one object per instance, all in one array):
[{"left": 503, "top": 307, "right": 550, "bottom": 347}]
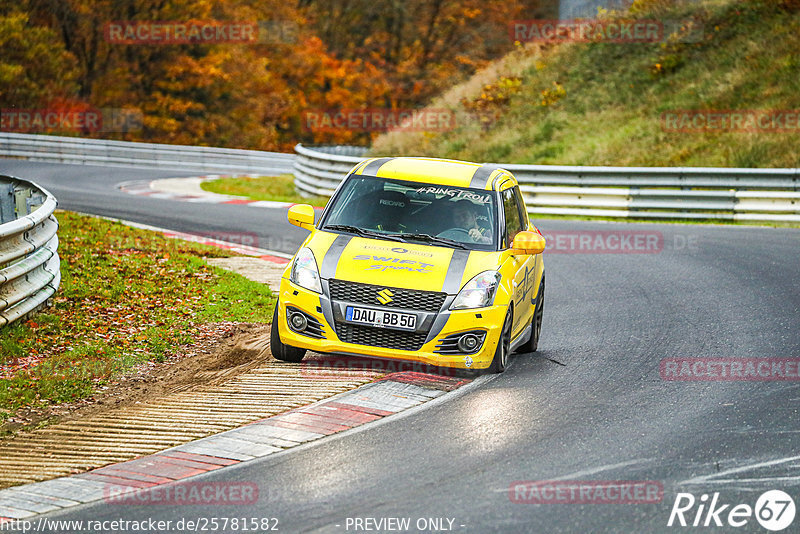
[
  {"left": 502, "top": 188, "right": 524, "bottom": 247},
  {"left": 513, "top": 186, "right": 528, "bottom": 231}
]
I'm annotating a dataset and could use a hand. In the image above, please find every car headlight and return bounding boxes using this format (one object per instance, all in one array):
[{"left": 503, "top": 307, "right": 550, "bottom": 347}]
[
  {"left": 290, "top": 247, "right": 322, "bottom": 293},
  {"left": 450, "top": 270, "right": 502, "bottom": 310}
]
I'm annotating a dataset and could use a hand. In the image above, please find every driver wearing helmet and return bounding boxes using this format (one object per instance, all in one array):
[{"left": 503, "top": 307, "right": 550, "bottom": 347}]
[{"left": 452, "top": 200, "right": 491, "bottom": 243}]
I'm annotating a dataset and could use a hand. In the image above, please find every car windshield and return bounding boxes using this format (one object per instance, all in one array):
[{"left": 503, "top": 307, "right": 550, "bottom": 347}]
[{"left": 322, "top": 175, "right": 498, "bottom": 250}]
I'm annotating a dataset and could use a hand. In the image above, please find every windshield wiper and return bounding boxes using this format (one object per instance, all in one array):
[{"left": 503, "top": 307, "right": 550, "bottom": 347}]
[
  {"left": 387, "top": 233, "right": 467, "bottom": 249},
  {"left": 324, "top": 224, "right": 406, "bottom": 242}
]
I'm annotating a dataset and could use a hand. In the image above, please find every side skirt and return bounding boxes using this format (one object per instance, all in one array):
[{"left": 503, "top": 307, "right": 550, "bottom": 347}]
[{"left": 509, "top": 323, "right": 532, "bottom": 353}]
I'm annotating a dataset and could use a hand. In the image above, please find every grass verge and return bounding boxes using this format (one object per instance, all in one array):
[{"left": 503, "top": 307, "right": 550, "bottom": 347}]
[
  {"left": 0, "top": 211, "right": 275, "bottom": 424},
  {"left": 201, "top": 174, "right": 329, "bottom": 207}
]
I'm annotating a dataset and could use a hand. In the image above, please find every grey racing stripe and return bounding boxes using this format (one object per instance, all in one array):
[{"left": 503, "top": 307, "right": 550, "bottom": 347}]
[
  {"left": 320, "top": 234, "right": 352, "bottom": 280},
  {"left": 319, "top": 289, "right": 336, "bottom": 336},
  {"left": 360, "top": 157, "right": 394, "bottom": 176},
  {"left": 351, "top": 160, "right": 370, "bottom": 175},
  {"left": 469, "top": 164, "right": 499, "bottom": 189},
  {"left": 425, "top": 296, "right": 454, "bottom": 343},
  {"left": 442, "top": 249, "right": 471, "bottom": 295},
  {"left": 426, "top": 251, "right": 470, "bottom": 343}
]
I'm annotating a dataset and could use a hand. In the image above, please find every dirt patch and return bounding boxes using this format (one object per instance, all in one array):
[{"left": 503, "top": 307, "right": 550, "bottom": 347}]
[
  {"left": 201, "top": 332, "right": 271, "bottom": 372},
  {"left": 1, "top": 322, "right": 274, "bottom": 439}
]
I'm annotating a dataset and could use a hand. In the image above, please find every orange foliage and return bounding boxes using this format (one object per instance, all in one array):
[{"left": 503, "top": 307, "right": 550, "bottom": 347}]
[{"left": 6, "top": 0, "right": 540, "bottom": 149}]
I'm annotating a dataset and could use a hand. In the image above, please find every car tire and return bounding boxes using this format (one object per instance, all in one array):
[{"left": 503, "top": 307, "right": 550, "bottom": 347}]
[
  {"left": 518, "top": 275, "right": 545, "bottom": 354},
  {"left": 270, "top": 300, "right": 307, "bottom": 363},
  {"left": 488, "top": 308, "right": 513, "bottom": 374}
]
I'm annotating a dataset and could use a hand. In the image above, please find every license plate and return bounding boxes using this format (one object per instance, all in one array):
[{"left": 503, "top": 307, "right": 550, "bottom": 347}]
[{"left": 345, "top": 306, "right": 417, "bottom": 330}]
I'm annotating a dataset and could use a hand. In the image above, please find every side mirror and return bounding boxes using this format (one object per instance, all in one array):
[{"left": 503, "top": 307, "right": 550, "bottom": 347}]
[
  {"left": 511, "top": 230, "right": 545, "bottom": 255},
  {"left": 288, "top": 204, "right": 315, "bottom": 230}
]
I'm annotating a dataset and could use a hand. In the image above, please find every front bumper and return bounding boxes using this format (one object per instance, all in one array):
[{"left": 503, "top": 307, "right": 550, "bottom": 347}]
[{"left": 277, "top": 278, "right": 507, "bottom": 370}]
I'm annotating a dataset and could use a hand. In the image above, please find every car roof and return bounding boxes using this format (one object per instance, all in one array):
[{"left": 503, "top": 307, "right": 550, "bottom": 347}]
[{"left": 349, "top": 156, "right": 518, "bottom": 191}]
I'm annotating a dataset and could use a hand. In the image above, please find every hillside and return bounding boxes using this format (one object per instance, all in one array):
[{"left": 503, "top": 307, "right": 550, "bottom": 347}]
[{"left": 371, "top": 0, "right": 800, "bottom": 168}]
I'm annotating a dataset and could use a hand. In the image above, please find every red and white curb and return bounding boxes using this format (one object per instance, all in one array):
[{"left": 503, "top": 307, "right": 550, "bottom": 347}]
[
  {"left": 118, "top": 175, "right": 323, "bottom": 212},
  {"left": 0, "top": 372, "right": 472, "bottom": 521},
  {"left": 80, "top": 215, "right": 293, "bottom": 264},
  {"left": 115, "top": 174, "right": 323, "bottom": 263},
  {"left": 153, "top": 225, "right": 291, "bottom": 265}
]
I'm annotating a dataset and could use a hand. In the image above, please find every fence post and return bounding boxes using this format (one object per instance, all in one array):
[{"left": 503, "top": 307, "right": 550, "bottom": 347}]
[
  {"left": 0, "top": 183, "right": 14, "bottom": 224},
  {"left": 14, "top": 187, "right": 32, "bottom": 216}
]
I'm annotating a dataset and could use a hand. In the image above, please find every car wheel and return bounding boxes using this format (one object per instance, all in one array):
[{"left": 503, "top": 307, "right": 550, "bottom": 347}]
[
  {"left": 518, "top": 275, "right": 545, "bottom": 354},
  {"left": 270, "top": 300, "right": 307, "bottom": 363},
  {"left": 488, "top": 308, "right": 513, "bottom": 374}
]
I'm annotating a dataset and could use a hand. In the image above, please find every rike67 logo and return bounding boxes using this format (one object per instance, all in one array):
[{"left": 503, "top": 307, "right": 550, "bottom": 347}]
[{"left": 668, "top": 490, "right": 796, "bottom": 531}]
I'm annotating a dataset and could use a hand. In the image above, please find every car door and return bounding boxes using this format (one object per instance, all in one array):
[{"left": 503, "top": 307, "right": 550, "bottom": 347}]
[{"left": 501, "top": 186, "right": 536, "bottom": 338}]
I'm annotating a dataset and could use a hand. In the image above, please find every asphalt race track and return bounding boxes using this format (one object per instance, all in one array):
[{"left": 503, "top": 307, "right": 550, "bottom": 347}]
[
  {"left": 2, "top": 160, "right": 799, "bottom": 533},
  {"left": 0, "top": 160, "right": 310, "bottom": 255}
]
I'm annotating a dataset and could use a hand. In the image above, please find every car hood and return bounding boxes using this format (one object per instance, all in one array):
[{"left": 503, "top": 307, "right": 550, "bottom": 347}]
[{"left": 307, "top": 232, "right": 500, "bottom": 294}]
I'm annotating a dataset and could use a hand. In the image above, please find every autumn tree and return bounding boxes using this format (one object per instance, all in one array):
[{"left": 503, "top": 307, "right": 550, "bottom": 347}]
[
  {"left": 299, "top": 0, "right": 547, "bottom": 107},
  {"left": 0, "top": 10, "right": 78, "bottom": 109},
  {"left": 6, "top": 0, "right": 551, "bottom": 148}
]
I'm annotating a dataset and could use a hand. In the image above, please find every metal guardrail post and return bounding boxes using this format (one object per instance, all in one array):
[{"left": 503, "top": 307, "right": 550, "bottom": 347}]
[
  {"left": 292, "top": 144, "right": 800, "bottom": 223},
  {"left": 14, "top": 188, "right": 31, "bottom": 216},
  {"left": 0, "top": 183, "right": 14, "bottom": 224},
  {"left": 0, "top": 175, "right": 60, "bottom": 328}
]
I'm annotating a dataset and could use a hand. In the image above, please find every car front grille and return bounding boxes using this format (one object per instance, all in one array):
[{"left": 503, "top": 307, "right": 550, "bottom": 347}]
[
  {"left": 329, "top": 279, "right": 446, "bottom": 313},
  {"left": 336, "top": 323, "right": 428, "bottom": 351}
]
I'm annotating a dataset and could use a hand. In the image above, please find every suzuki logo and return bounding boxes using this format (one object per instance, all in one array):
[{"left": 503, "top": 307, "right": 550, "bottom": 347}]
[{"left": 377, "top": 289, "right": 394, "bottom": 305}]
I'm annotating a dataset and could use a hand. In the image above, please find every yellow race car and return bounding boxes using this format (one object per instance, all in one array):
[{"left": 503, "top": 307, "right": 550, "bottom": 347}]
[{"left": 271, "top": 157, "right": 545, "bottom": 373}]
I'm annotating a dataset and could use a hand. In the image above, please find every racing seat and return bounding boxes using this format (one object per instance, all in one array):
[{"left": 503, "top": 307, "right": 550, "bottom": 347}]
[{"left": 351, "top": 190, "right": 409, "bottom": 232}]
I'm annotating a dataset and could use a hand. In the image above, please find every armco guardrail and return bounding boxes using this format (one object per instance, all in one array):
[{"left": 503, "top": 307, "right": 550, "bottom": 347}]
[
  {"left": 512, "top": 165, "right": 800, "bottom": 222},
  {"left": 0, "top": 132, "right": 295, "bottom": 174},
  {"left": 0, "top": 176, "right": 60, "bottom": 328},
  {"left": 293, "top": 144, "right": 800, "bottom": 222},
  {"left": 293, "top": 144, "right": 369, "bottom": 196}
]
